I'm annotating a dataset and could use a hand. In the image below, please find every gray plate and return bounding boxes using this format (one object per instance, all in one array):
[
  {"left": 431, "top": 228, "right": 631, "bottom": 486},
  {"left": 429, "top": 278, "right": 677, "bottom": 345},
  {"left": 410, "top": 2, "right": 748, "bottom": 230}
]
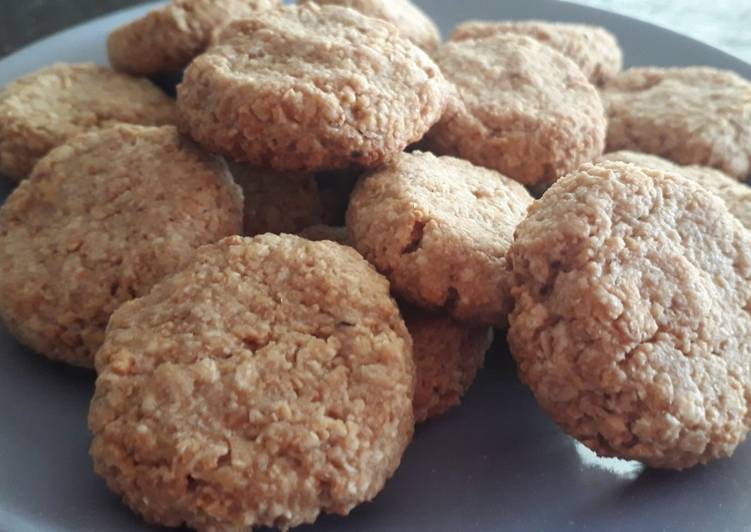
[{"left": 2, "top": 1, "right": 751, "bottom": 531}]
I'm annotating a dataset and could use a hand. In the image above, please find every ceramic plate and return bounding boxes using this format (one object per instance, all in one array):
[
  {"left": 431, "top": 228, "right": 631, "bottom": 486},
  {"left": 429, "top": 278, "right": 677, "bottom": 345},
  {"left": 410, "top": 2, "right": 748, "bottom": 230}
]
[{"left": 2, "top": 1, "right": 751, "bottom": 531}]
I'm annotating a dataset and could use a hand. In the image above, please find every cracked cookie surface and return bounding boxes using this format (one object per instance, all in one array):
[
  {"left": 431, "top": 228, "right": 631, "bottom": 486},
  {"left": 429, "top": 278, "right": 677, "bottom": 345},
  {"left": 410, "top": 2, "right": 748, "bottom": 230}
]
[
  {"left": 601, "top": 67, "right": 751, "bottom": 180},
  {"left": 425, "top": 34, "right": 606, "bottom": 188},
  {"left": 347, "top": 151, "right": 533, "bottom": 325},
  {"left": 600, "top": 150, "right": 751, "bottom": 230},
  {"left": 508, "top": 160, "right": 751, "bottom": 469},
  {"left": 89, "top": 234, "right": 414, "bottom": 530},
  {"left": 108, "top": 0, "right": 279, "bottom": 76},
  {"left": 0, "top": 63, "right": 177, "bottom": 181},
  {"left": 0, "top": 125, "right": 242, "bottom": 368},
  {"left": 177, "top": 3, "right": 449, "bottom": 172},
  {"left": 311, "top": 0, "right": 441, "bottom": 51},
  {"left": 450, "top": 20, "right": 622, "bottom": 85}
]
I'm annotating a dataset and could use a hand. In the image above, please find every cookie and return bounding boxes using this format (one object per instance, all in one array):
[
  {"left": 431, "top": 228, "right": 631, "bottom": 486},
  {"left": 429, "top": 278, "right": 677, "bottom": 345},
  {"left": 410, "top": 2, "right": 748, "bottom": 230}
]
[
  {"left": 177, "top": 3, "right": 449, "bottom": 172},
  {"left": 424, "top": 34, "right": 606, "bottom": 188},
  {"left": 108, "top": 0, "right": 279, "bottom": 76},
  {"left": 311, "top": 0, "right": 441, "bottom": 51},
  {"left": 450, "top": 20, "right": 622, "bottom": 85},
  {"left": 403, "top": 304, "right": 492, "bottom": 423},
  {"left": 89, "top": 234, "right": 414, "bottom": 530},
  {"left": 0, "top": 125, "right": 242, "bottom": 368},
  {"left": 347, "top": 151, "right": 533, "bottom": 325},
  {"left": 228, "top": 163, "right": 323, "bottom": 236},
  {"left": 600, "top": 150, "right": 751, "bottom": 230},
  {"left": 0, "top": 63, "right": 177, "bottom": 181},
  {"left": 299, "top": 225, "right": 352, "bottom": 246},
  {"left": 601, "top": 67, "right": 751, "bottom": 180},
  {"left": 508, "top": 160, "right": 751, "bottom": 469}
]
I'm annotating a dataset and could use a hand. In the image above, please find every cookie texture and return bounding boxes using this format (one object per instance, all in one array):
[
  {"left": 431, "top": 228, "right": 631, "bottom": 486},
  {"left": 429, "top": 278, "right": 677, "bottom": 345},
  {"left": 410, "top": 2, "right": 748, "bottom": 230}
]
[
  {"left": 108, "top": 0, "right": 280, "bottom": 76},
  {"left": 347, "top": 151, "right": 533, "bottom": 325},
  {"left": 425, "top": 34, "right": 606, "bottom": 187},
  {"left": 450, "top": 20, "right": 622, "bottom": 85},
  {"left": 89, "top": 234, "right": 414, "bottom": 530},
  {"left": 228, "top": 163, "right": 323, "bottom": 236},
  {"left": 508, "top": 161, "right": 751, "bottom": 469},
  {"left": 0, "top": 125, "right": 242, "bottom": 368},
  {"left": 601, "top": 67, "right": 751, "bottom": 180},
  {"left": 177, "top": 3, "right": 449, "bottom": 172},
  {"left": 311, "top": 0, "right": 441, "bottom": 51},
  {"left": 299, "top": 225, "right": 352, "bottom": 246},
  {"left": 0, "top": 63, "right": 177, "bottom": 181},
  {"left": 600, "top": 150, "right": 751, "bottom": 230},
  {"left": 403, "top": 305, "right": 491, "bottom": 423}
]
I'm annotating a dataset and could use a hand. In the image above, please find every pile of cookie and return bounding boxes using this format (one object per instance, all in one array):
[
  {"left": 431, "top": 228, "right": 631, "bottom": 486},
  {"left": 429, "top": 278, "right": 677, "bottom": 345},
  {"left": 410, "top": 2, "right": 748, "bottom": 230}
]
[{"left": 1, "top": 0, "right": 751, "bottom": 529}]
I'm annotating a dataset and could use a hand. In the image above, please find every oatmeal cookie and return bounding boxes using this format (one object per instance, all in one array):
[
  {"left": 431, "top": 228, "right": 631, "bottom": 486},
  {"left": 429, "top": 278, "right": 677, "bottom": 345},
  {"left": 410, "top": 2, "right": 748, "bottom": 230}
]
[
  {"left": 600, "top": 150, "right": 751, "bottom": 230},
  {"left": 508, "top": 160, "right": 751, "bottom": 469},
  {"left": 601, "top": 67, "right": 751, "bottom": 180},
  {"left": 311, "top": 0, "right": 441, "bottom": 51},
  {"left": 89, "top": 234, "right": 414, "bottom": 530},
  {"left": 228, "top": 163, "right": 323, "bottom": 236},
  {"left": 0, "top": 125, "right": 242, "bottom": 368},
  {"left": 403, "top": 304, "right": 492, "bottom": 423},
  {"left": 347, "top": 151, "right": 533, "bottom": 325},
  {"left": 177, "top": 3, "right": 449, "bottom": 172},
  {"left": 0, "top": 63, "right": 177, "bottom": 181},
  {"left": 450, "top": 20, "right": 622, "bottom": 85},
  {"left": 108, "top": 0, "right": 279, "bottom": 76},
  {"left": 424, "top": 34, "right": 606, "bottom": 188}
]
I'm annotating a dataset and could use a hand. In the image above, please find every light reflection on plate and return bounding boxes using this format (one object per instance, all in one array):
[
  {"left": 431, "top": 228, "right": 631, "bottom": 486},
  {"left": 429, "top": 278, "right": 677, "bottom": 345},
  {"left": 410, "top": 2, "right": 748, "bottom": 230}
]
[{"left": 574, "top": 440, "right": 645, "bottom": 480}]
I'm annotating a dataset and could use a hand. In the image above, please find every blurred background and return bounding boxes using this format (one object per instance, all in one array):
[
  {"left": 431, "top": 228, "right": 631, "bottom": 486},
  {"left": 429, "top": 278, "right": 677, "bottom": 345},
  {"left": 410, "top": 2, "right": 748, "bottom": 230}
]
[{"left": 2, "top": 0, "right": 751, "bottom": 62}]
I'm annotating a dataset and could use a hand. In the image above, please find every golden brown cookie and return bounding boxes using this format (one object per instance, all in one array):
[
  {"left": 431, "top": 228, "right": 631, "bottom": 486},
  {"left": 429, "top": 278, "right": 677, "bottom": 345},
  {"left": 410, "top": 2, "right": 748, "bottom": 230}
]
[
  {"left": 311, "top": 0, "right": 441, "bottom": 51},
  {"left": 298, "top": 225, "right": 352, "bottom": 246},
  {"left": 508, "top": 161, "right": 751, "bottom": 469},
  {"left": 0, "top": 125, "right": 242, "bottom": 368},
  {"left": 89, "top": 234, "right": 414, "bottom": 530},
  {"left": 0, "top": 63, "right": 177, "bottom": 181},
  {"left": 177, "top": 3, "right": 449, "bottom": 172},
  {"left": 108, "top": 0, "right": 279, "bottom": 76},
  {"left": 601, "top": 67, "right": 751, "bottom": 180},
  {"left": 450, "top": 20, "right": 622, "bottom": 85},
  {"left": 228, "top": 163, "right": 323, "bottom": 236},
  {"left": 600, "top": 150, "right": 751, "bottom": 230},
  {"left": 347, "top": 151, "right": 533, "bottom": 325},
  {"left": 424, "top": 34, "right": 606, "bottom": 188},
  {"left": 403, "top": 304, "right": 492, "bottom": 423}
]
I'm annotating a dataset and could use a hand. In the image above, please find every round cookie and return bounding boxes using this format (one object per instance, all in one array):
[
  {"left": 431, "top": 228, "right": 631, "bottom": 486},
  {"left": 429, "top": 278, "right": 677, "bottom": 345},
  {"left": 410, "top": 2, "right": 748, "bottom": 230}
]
[
  {"left": 311, "top": 0, "right": 441, "bottom": 51},
  {"left": 299, "top": 225, "right": 352, "bottom": 246},
  {"left": 228, "top": 163, "right": 323, "bottom": 236},
  {"left": 89, "top": 234, "right": 414, "bottom": 530},
  {"left": 508, "top": 160, "right": 751, "bottom": 469},
  {"left": 177, "top": 3, "right": 449, "bottom": 172},
  {"left": 424, "top": 34, "right": 606, "bottom": 188},
  {"left": 0, "top": 63, "right": 177, "bottom": 181},
  {"left": 347, "top": 151, "right": 533, "bottom": 325},
  {"left": 450, "top": 20, "right": 623, "bottom": 85},
  {"left": 0, "top": 125, "right": 243, "bottom": 368},
  {"left": 402, "top": 304, "right": 492, "bottom": 423},
  {"left": 601, "top": 67, "right": 751, "bottom": 180},
  {"left": 600, "top": 150, "right": 751, "bottom": 230},
  {"left": 108, "top": 0, "right": 279, "bottom": 77}
]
